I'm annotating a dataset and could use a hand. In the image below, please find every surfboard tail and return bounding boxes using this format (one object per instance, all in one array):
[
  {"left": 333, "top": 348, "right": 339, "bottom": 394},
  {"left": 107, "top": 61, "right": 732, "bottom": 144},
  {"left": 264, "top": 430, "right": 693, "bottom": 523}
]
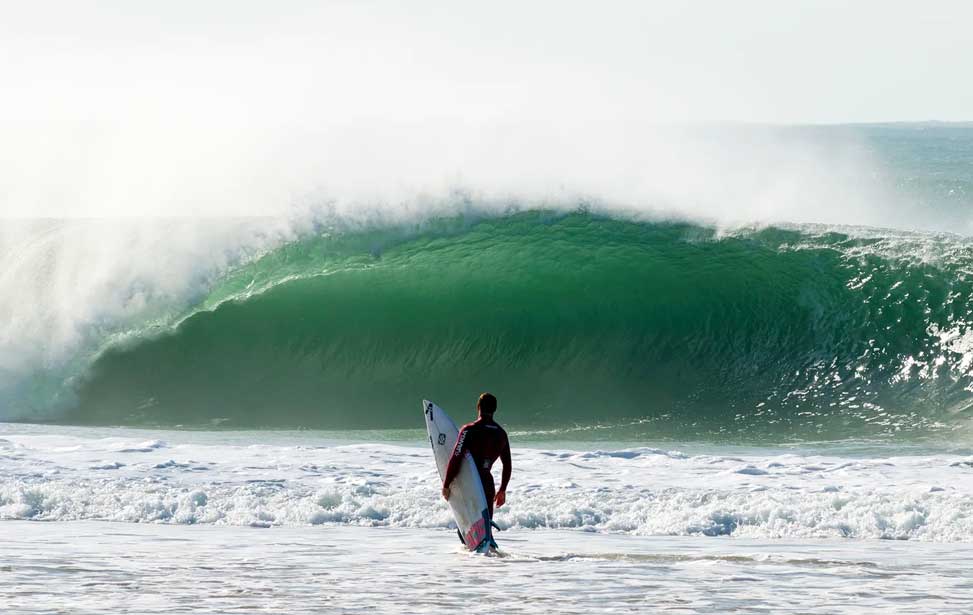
[{"left": 467, "top": 507, "right": 497, "bottom": 552}]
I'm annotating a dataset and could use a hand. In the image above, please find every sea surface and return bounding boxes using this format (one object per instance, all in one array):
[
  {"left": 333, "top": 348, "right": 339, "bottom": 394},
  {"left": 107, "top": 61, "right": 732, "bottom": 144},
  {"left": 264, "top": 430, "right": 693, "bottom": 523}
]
[
  {"left": 4, "top": 522, "right": 972, "bottom": 614},
  {"left": 2, "top": 124, "right": 973, "bottom": 613},
  {"left": 1, "top": 424, "right": 971, "bottom": 613}
]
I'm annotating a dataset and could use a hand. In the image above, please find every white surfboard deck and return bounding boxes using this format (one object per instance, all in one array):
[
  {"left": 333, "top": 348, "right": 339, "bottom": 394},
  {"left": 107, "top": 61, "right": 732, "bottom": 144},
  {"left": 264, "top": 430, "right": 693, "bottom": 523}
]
[{"left": 423, "top": 399, "right": 495, "bottom": 552}]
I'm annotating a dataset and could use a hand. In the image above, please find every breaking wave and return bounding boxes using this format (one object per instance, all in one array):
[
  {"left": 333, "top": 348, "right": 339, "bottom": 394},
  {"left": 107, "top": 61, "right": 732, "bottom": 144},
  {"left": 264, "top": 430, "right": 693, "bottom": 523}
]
[{"left": 11, "top": 210, "right": 973, "bottom": 440}]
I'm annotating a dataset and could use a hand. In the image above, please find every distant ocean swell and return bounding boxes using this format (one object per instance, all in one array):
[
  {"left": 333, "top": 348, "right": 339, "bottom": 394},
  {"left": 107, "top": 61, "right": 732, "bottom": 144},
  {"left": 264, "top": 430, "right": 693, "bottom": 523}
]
[{"left": 10, "top": 210, "right": 973, "bottom": 438}]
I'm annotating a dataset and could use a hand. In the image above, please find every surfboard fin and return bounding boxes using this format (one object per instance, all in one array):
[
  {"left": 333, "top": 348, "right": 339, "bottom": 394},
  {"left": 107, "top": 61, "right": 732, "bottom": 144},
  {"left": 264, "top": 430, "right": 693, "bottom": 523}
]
[
  {"left": 490, "top": 520, "right": 502, "bottom": 531},
  {"left": 473, "top": 538, "right": 498, "bottom": 554}
]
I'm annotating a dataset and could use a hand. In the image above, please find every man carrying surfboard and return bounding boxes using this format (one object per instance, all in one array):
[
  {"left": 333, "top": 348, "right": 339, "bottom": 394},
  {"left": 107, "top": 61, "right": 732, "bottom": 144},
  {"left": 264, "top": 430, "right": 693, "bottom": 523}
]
[{"left": 441, "top": 393, "right": 511, "bottom": 518}]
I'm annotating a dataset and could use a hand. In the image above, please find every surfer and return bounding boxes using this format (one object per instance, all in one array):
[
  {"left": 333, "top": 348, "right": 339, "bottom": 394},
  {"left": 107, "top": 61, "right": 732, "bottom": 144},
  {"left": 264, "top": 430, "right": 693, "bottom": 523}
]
[{"left": 441, "top": 393, "right": 511, "bottom": 517}]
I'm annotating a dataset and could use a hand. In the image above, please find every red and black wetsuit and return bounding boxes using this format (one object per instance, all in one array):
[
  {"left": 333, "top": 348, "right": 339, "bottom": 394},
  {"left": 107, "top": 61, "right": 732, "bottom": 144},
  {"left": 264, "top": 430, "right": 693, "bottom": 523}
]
[{"left": 442, "top": 416, "right": 511, "bottom": 517}]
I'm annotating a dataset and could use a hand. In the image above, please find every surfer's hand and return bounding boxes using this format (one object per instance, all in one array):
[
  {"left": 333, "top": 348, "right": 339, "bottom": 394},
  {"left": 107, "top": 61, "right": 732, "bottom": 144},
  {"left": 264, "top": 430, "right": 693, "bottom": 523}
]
[
  {"left": 495, "top": 489, "right": 506, "bottom": 508},
  {"left": 441, "top": 486, "right": 450, "bottom": 500}
]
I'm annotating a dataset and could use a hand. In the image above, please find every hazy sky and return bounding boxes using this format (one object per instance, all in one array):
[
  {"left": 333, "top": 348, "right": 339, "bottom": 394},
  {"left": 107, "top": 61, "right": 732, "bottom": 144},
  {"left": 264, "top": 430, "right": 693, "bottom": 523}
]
[
  {"left": 2, "top": 1, "right": 971, "bottom": 217},
  {"left": 4, "top": 0, "right": 971, "bottom": 125}
]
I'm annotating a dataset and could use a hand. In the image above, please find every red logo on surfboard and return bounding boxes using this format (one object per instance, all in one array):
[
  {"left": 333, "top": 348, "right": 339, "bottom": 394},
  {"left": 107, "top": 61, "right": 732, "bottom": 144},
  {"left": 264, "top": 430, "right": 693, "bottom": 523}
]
[{"left": 464, "top": 518, "right": 488, "bottom": 549}]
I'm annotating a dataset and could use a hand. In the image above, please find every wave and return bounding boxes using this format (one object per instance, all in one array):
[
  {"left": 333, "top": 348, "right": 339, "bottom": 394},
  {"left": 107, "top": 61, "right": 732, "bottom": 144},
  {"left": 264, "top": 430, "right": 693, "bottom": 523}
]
[{"left": 13, "top": 209, "right": 968, "bottom": 439}]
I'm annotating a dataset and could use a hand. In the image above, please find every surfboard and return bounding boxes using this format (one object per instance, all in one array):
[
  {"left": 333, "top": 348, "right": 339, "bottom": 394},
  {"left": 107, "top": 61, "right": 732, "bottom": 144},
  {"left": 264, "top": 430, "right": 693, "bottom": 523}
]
[{"left": 422, "top": 399, "right": 496, "bottom": 553}]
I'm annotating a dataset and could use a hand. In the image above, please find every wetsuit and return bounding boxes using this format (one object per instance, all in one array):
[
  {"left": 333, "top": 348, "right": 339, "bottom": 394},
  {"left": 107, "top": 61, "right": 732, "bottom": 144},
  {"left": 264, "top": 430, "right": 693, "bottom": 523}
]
[{"left": 442, "top": 416, "right": 511, "bottom": 517}]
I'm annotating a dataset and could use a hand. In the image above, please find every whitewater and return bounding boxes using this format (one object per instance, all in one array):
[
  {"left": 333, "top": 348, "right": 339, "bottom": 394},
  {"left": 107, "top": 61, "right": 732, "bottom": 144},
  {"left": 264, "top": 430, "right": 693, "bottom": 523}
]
[
  {"left": 3, "top": 124, "right": 973, "bottom": 613},
  {"left": 3, "top": 424, "right": 972, "bottom": 539}
]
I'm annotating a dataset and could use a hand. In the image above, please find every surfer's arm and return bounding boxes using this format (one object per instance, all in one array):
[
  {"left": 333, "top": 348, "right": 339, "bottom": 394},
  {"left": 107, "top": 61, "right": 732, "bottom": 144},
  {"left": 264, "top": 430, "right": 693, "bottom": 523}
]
[
  {"left": 442, "top": 427, "right": 469, "bottom": 491},
  {"left": 492, "top": 438, "right": 511, "bottom": 508},
  {"left": 498, "top": 439, "right": 511, "bottom": 493}
]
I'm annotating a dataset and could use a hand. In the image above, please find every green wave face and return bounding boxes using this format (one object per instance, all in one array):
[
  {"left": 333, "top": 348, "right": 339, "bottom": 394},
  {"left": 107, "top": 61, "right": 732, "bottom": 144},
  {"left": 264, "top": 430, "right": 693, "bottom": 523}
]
[{"left": 65, "top": 212, "right": 973, "bottom": 440}]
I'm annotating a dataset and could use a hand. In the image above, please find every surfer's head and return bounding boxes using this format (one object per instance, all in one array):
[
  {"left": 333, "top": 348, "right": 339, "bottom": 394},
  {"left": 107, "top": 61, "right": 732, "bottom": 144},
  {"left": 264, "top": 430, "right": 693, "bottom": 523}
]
[{"left": 477, "top": 393, "right": 497, "bottom": 417}]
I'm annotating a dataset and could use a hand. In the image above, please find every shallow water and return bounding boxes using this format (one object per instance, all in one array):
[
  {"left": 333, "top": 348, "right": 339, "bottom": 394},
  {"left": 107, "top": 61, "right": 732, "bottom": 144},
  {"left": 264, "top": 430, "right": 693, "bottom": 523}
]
[{"left": 2, "top": 521, "right": 971, "bottom": 614}]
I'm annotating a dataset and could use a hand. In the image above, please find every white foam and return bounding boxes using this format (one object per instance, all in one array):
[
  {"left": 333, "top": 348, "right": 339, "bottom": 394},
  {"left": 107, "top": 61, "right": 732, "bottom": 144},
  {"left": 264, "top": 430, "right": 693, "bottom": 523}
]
[{"left": 0, "top": 425, "right": 970, "bottom": 542}]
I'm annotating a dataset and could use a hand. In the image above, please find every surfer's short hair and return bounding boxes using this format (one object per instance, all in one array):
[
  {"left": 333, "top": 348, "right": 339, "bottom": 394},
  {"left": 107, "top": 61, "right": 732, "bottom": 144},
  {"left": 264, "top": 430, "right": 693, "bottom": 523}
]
[{"left": 477, "top": 393, "right": 497, "bottom": 415}]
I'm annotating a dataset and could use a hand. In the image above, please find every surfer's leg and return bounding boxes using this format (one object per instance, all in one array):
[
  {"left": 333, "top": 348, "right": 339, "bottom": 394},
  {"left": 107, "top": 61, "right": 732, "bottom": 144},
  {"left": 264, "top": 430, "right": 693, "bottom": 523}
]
[{"left": 481, "top": 472, "right": 496, "bottom": 518}]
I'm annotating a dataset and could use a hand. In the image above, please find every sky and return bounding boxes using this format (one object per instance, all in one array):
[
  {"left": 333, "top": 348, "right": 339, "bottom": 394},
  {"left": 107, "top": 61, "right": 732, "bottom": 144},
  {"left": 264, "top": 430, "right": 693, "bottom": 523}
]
[
  {"left": 4, "top": 0, "right": 971, "bottom": 124},
  {"left": 1, "top": 1, "right": 971, "bottom": 217}
]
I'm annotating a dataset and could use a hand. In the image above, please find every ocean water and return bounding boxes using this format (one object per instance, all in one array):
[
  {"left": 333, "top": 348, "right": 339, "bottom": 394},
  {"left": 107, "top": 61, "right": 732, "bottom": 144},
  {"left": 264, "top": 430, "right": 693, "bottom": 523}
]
[
  {"left": 4, "top": 522, "right": 972, "bottom": 614},
  {"left": 1, "top": 424, "right": 972, "bottom": 613},
  {"left": 2, "top": 124, "right": 973, "bottom": 613}
]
